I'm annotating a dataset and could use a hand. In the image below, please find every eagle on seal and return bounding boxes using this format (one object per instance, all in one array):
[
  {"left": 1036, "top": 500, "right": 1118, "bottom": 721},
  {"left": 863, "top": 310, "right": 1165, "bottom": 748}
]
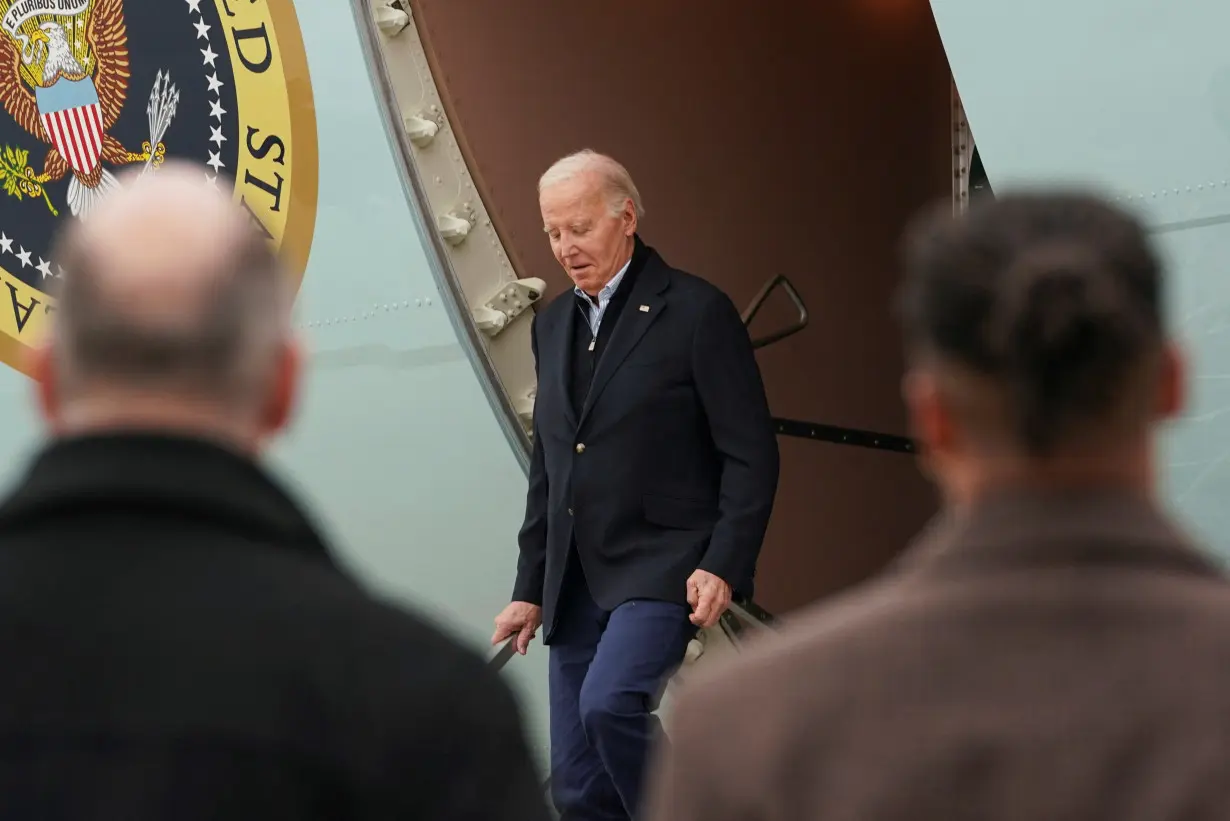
[{"left": 0, "top": 0, "right": 165, "bottom": 218}]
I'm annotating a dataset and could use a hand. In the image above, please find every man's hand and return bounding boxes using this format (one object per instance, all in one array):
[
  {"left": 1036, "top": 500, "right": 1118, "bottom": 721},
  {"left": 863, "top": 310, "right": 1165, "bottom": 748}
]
[
  {"left": 686, "top": 569, "right": 731, "bottom": 628},
  {"left": 492, "top": 601, "right": 543, "bottom": 655}
]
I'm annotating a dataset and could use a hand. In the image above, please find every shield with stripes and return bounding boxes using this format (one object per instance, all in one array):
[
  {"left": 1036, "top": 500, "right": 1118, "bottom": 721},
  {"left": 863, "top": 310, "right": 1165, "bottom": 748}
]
[{"left": 33, "top": 76, "right": 104, "bottom": 177}]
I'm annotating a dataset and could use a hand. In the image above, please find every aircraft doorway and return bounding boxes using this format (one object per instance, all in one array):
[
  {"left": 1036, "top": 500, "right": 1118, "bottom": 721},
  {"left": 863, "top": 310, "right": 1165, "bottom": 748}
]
[{"left": 394, "top": 0, "right": 957, "bottom": 615}]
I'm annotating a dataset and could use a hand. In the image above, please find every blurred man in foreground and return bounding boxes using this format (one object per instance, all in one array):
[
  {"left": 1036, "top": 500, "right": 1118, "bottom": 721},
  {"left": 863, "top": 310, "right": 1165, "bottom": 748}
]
[
  {"left": 0, "top": 162, "right": 548, "bottom": 820},
  {"left": 647, "top": 191, "right": 1230, "bottom": 819}
]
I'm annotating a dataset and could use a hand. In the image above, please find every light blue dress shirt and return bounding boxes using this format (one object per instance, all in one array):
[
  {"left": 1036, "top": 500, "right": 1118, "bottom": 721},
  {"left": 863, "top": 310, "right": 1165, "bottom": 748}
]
[{"left": 574, "top": 256, "right": 633, "bottom": 341}]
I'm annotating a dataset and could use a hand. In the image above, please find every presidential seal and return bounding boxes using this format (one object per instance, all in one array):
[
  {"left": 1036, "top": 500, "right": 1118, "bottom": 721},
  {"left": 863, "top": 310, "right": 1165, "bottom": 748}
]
[{"left": 0, "top": 0, "right": 318, "bottom": 375}]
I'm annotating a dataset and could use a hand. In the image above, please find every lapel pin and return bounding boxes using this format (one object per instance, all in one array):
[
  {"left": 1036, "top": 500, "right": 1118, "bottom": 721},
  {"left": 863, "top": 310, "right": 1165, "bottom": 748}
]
[{"left": 639, "top": 304, "right": 650, "bottom": 312}]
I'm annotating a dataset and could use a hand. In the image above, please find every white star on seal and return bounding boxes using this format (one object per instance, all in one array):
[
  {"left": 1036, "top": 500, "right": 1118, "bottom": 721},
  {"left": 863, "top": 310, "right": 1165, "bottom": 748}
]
[
  {"left": 204, "top": 174, "right": 218, "bottom": 188},
  {"left": 0, "top": 233, "right": 11, "bottom": 254},
  {"left": 209, "top": 125, "right": 226, "bottom": 147},
  {"left": 15, "top": 247, "right": 30, "bottom": 267},
  {"left": 185, "top": 0, "right": 201, "bottom": 11},
  {"left": 206, "top": 151, "right": 225, "bottom": 173},
  {"left": 206, "top": 73, "right": 223, "bottom": 94},
  {"left": 35, "top": 258, "right": 51, "bottom": 279},
  {"left": 209, "top": 99, "right": 226, "bottom": 120},
  {"left": 201, "top": 45, "right": 217, "bottom": 67},
  {"left": 193, "top": 18, "right": 210, "bottom": 40}
]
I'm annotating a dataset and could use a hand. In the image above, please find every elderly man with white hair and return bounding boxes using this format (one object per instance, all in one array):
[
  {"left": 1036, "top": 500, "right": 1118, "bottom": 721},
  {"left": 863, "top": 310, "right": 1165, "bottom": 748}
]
[{"left": 493, "top": 149, "right": 780, "bottom": 820}]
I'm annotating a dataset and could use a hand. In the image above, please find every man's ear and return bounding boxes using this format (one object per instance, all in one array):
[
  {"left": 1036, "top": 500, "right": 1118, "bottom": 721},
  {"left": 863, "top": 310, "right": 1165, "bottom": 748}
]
[
  {"left": 261, "top": 335, "right": 302, "bottom": 437},
  {"left": 902, "top": 368, "right": 948, "bottom": 453},
  {"left": 26, "top": 343, "right": 61, "bottom": 432},
  {"left": 622, "top": 199, "right": 637, "bottom": 237},
  {"left": 1157, "top": 340, "right": 1185, "bottom": 421}
]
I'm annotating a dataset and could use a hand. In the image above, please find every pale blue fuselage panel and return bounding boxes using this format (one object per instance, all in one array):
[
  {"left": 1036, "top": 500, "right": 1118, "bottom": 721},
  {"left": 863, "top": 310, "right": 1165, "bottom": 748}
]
[{"left": 933, "top": 0, "right": 1230, "bottom": 557}]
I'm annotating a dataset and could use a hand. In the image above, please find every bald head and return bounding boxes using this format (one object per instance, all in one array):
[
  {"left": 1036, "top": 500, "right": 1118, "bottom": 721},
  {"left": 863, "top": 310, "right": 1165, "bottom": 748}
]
[
  {"left": 62, "top": 162, "right": 263, "bottom": 327},
  {"left": 42, "top": 160, "right": 294, "bottom": 436}
]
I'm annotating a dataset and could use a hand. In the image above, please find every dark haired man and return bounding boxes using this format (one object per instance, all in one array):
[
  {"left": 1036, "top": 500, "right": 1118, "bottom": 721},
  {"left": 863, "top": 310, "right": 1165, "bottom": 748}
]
[{"left": 646, "top": 191, "right": 1230, "bottom": 821}]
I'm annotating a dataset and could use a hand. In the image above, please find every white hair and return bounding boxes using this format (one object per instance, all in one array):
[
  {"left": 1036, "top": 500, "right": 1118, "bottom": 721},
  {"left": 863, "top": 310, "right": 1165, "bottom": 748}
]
[{"left": 537, "top": 149, "right": 645, "bottom": 220}]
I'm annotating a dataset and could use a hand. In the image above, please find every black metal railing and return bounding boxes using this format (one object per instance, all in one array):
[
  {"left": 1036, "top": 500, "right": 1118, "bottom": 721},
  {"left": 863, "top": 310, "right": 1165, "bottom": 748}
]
[
  {"left": 773, "top": 416, "right": 914, "bottom": 454},
  {"left": 741, "top": 275, "right": 915, "bottom": 456}
]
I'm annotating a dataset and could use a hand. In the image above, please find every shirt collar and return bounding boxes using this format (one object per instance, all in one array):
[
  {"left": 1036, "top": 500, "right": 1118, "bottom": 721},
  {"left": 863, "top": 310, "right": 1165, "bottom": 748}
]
[{"left": 574, "top": 255, "right": 633, "bottom": 304}]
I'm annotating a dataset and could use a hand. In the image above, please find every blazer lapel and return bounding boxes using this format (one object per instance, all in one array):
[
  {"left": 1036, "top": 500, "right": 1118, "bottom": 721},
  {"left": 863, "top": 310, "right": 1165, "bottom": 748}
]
[
  {"left": 578, "top": 257, "right": 669, "bottom": 427},
  {"left": 554, "top": 297, "right": 579, "bottom": 428}
]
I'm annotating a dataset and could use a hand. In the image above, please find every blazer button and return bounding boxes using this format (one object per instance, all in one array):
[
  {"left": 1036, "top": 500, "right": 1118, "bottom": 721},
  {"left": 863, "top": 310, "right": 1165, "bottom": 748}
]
[
  {"left": 575, "top": 443, "right": 586, "bottom": 453},
  {"left": 568, "top": 507, "right": 573, "bottom": 516}
]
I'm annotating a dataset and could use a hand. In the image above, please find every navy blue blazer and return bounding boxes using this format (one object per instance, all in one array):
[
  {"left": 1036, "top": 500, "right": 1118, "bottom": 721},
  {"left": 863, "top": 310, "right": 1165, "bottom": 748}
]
[{"left": 512, "top": 238, "right": 780, "bottom": 641}]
